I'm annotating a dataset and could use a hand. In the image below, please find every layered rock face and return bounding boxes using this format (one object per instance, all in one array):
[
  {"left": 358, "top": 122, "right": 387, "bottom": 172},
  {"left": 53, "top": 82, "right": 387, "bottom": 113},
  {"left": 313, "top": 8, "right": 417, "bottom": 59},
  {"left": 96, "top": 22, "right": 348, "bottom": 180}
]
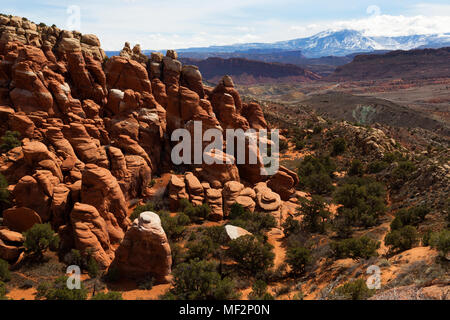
[
  {"left": 0, "top": 15, "right": 299, "bottom": 272},
  {"left": 112, "top": 212, "right": 172, "bottom": 283}
]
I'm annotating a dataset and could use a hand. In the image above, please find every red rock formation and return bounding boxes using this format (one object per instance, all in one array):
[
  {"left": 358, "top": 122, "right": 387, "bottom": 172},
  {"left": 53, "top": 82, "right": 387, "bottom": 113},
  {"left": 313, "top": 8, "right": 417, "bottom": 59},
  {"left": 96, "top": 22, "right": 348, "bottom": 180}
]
[
  {"left": 112, "top": 211, "right": 172, "bottom": 283},
  {"left": 81, "top": 164, "right": 130, "bottom": 242},
  {"left": 70, "top": 202, "right": 114, "bottom": 269}
]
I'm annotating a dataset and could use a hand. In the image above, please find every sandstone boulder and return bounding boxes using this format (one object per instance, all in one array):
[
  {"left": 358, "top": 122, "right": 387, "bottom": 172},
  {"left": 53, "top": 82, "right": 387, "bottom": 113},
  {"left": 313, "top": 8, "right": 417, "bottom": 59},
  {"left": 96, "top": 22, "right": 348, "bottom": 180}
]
[{"left": 112, "top": 211, "right": 172, "bottom": 283}]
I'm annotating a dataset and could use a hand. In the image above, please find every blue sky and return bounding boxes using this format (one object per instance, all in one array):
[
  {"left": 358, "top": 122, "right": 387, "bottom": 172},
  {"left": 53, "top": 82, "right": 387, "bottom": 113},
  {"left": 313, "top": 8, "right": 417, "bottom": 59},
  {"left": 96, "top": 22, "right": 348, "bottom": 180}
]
[{"left": 2, "top": 0, "right": 450, "bottom": 50}]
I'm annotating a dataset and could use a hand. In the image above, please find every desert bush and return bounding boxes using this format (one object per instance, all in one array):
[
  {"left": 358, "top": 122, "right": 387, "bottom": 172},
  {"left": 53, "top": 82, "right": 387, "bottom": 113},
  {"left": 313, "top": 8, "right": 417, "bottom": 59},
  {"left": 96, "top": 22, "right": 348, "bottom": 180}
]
[
  {"left": 248, "top": 280, "right": 274, "bottom": 300},
  {"left": 138, "top": 275, "right": 154, "bottom": 290},
  {"left": 390, "top": 205, "right": 430, "bottom": 230},
  {"left": 385, "top": 225, "right": 419, "bottom": 253},
  {"left": 348, "top": 159, "right": 364, "bottom": 176},
  {"left": 159, "top": 211, "right": 190, "bottom": 241},
  {"left": 103, "top": 265, "right": 121, "bottom": 283},
  {"left": 179, "top": 199, "right": 211, "bottom": 222},
  {"left": 227, "top": 235, "right": 274, "bottom": 276},
  {"left": 331, "top": 137, "right": 347, "bottom": 156},
  {"left": 313, "top": 125, "right": 323, "bottom": 134},
  {"left": 0, "top": 282, "right": 7, "bottom": 300},
  {"left": 330, "top": 237, "right": 380, "bottom": 260},
  {"left": 297, "top": 155, "right": 336, "bottom": 195},
  {"left": 91, "top": 291, "right": 123, "bottom": 300},
  {"left": 23, "top": 223, "right": 59, "bottom": 260},
  {"left": 0, "top": 173, "right": 10, "bottom": 214},
  {"left": 330, "top": 279, "right": 375, "bottom": 300},
  {"left": 86, "top": 256, "right": 99, "bottom": 278},
  {"left": 296, "top": 195, "right": 330, "bottom": 234},
  {"left": 286, "top": 246, "right": 312, "bottom": 275},
  {"left": 294, "top": 139, "right": 305, "bottom": 151},
  {"left": 0, "top": 259, "right": 10, "bottom": 282},
  {"left": 0, "top": 131, "right": 21, "bottom": 153},
  {"left": 366, "top": 160, "right": 388, "bottom": 174},
  {"left": 429, "top": 229, "right": 450, "bottom": 259},
  {"left": 333, "top": 177, "right": 386, "bottom": 229},
  {"left": 279, "top": 139, "right": 289, "bottom": 152},
  {"left": 391, "top": 161, "right": 416, "bottom": 188},
  {"left": 36, "top": 276, "right": 87, "bottom": 300},
  {"left": 130, "top": 202, "right": 157, "bottom": 221},
  {"left": 229, "top": 205, "right": 276, "bottom": 236},
  {"left": 281, "top": 216, "right": 301, "bottom": 238},
  {"left": 185, "top": 235, "right": 217, "bottom": 261},
  {"left": 162, "top": 259, "right": 239, "bottom": 300}
]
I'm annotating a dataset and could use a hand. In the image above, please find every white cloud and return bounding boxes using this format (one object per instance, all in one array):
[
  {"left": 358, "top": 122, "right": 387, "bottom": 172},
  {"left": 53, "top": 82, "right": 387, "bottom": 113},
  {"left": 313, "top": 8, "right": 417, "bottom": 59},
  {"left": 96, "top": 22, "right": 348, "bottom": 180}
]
[{"left": 2, "top": 1, "right": 449, "bottom": 50}]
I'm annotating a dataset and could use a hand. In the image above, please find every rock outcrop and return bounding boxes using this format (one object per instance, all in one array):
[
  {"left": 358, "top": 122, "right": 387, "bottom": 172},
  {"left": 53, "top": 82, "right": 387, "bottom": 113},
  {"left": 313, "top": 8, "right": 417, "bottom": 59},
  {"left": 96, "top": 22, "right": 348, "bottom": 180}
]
[{"left": 112, "top": 212, "right": 172, "bottom": 283}]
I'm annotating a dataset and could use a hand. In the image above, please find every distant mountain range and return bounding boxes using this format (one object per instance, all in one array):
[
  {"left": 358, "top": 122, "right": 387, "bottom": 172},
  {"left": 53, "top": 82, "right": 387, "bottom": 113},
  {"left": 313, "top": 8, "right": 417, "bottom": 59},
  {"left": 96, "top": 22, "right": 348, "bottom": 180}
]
[
  {"left": 175, "top": 29, "right": 450, "bottom": 58},
  {"left": 105, "top": 29, "right": 450, "bottom": 61}
]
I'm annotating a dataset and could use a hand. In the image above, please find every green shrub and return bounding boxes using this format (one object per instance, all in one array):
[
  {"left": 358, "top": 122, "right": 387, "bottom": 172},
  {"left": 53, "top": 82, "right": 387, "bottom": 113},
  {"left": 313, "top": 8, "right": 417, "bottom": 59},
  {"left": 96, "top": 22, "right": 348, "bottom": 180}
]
[
  {"left": 185, "top": 235, "right": 217, "bottom": 261},
  {"left": 0, "top": 173, "right": 9, "bottom": 213},
  {"left": 331, "top": 138, "right": 347, "bottom": 156},
  {"left": 36, "top": 276, "right": 87, "bottom": 300},
  {"left": 392, "top": 161, "right": 416, "bottom": 187},
  {"left": 313, "top": 125, "right": 323, "bottom": 134},
  {"left": 248, "top": 280, "right": 274, "bottom": 300},
  {"left": 229, "top": 208, "right": 276, "bottom": 236},
  {"left": 23, "top": 223, "right": 59, "bottom": 260},
  {"left": 385, "top": 225, "right": 419, "bottom": 253},
  {"left": 330, "top": 237, "right": 380, "bottom": 260},
  {"left": 390, "top": 205, "right": 430, "bottom": 230},
  {"left": 103, "top": 265, "right": 121, "bottom": 283},
  {"left": 348, "top": 159, "right": 364, "bottom": 176},
  {"left": 0, "top": 281, "right": 7, "bottom": 300},
  {"left": 91, "top": 291, "right": 123, "bottom": 300},
  {"left": 281, "top": 216, "right": 301, "bottom": 238},
  {"left": 227, "top": 235, "right": 274, "bottom": 276},
  {"left": 130, "top": 202, "right": 156, "bottom": 221},
  {"left": 138, "top": 275, "right": 154, "bottom": 290},
  {"left": 179, "top": 199, "right": 211, "bottom": 222},
  {"left": 0, "top": 131, "right": 21, "bottom": 153},
  {"left": 286, "top": 246, "right": 312, "bottom": 275},
  {"left": 294, "top": 139, "right": 305, "bottom": 151},
  {"left": 429, "top": 229, "right": 450, "bottom": 259},
  {"left": 366, "top": 160, "right": 388, "bottom": 174},
  {"left": 296, "top": 195, "right": 330, "bottom": 234},
  {"left": 297, "top": 155, "right": 336, "bottom": 194},
  {"left": 330, "top": 279, "right": 375, "bottom": 300},
  {"left": 229, "top": 202, "right": 246, "bottom": 220},
  {"left": 162, "top": 259, "right": 239, "bottom": 300},
  {"left": 86, "top": 256, "right": 99, "bottom": 278},
  {"left": 333, "top": 177, "right": 386, "bottom": 229},
  {"left": 159, "top": 211, "right": 190, "bottom": 240},
  {"left": 0, "top": 259, "right": 10, "bottom": 282},
  {"left": 279, "top": 139, "right": 289, "bottom": 152}
]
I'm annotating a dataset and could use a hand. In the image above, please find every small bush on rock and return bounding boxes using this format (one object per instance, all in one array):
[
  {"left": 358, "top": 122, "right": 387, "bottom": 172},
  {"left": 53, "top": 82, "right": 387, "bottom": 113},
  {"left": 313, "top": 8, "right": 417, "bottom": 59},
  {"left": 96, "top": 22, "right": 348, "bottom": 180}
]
[{"left": 23, "top": 223, "right": 59, "bottom": 260}]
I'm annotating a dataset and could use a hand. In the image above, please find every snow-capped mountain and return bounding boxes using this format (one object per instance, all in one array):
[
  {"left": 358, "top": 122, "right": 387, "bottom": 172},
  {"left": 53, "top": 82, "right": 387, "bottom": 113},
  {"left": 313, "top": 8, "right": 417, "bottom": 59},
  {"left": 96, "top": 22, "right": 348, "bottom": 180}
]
[{"left": 176, "top": 30, "right": 450, "bottom": 58}]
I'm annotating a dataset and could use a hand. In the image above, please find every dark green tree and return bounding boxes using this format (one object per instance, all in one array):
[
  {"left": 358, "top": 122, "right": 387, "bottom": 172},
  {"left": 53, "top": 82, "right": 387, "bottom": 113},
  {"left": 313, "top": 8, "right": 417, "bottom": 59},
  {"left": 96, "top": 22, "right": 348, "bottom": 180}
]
[
  {"left": 0, "top": 131, "right": 21, "bottom": 153},
  {"left": 23, "top": 223, "right": 59, "bottom": 260},
  {"left": 286, "top": 246, "right": 312, "bottom": 275},
  {"left": 227, "top": 235, "right": 274, "bottom": 275}
]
